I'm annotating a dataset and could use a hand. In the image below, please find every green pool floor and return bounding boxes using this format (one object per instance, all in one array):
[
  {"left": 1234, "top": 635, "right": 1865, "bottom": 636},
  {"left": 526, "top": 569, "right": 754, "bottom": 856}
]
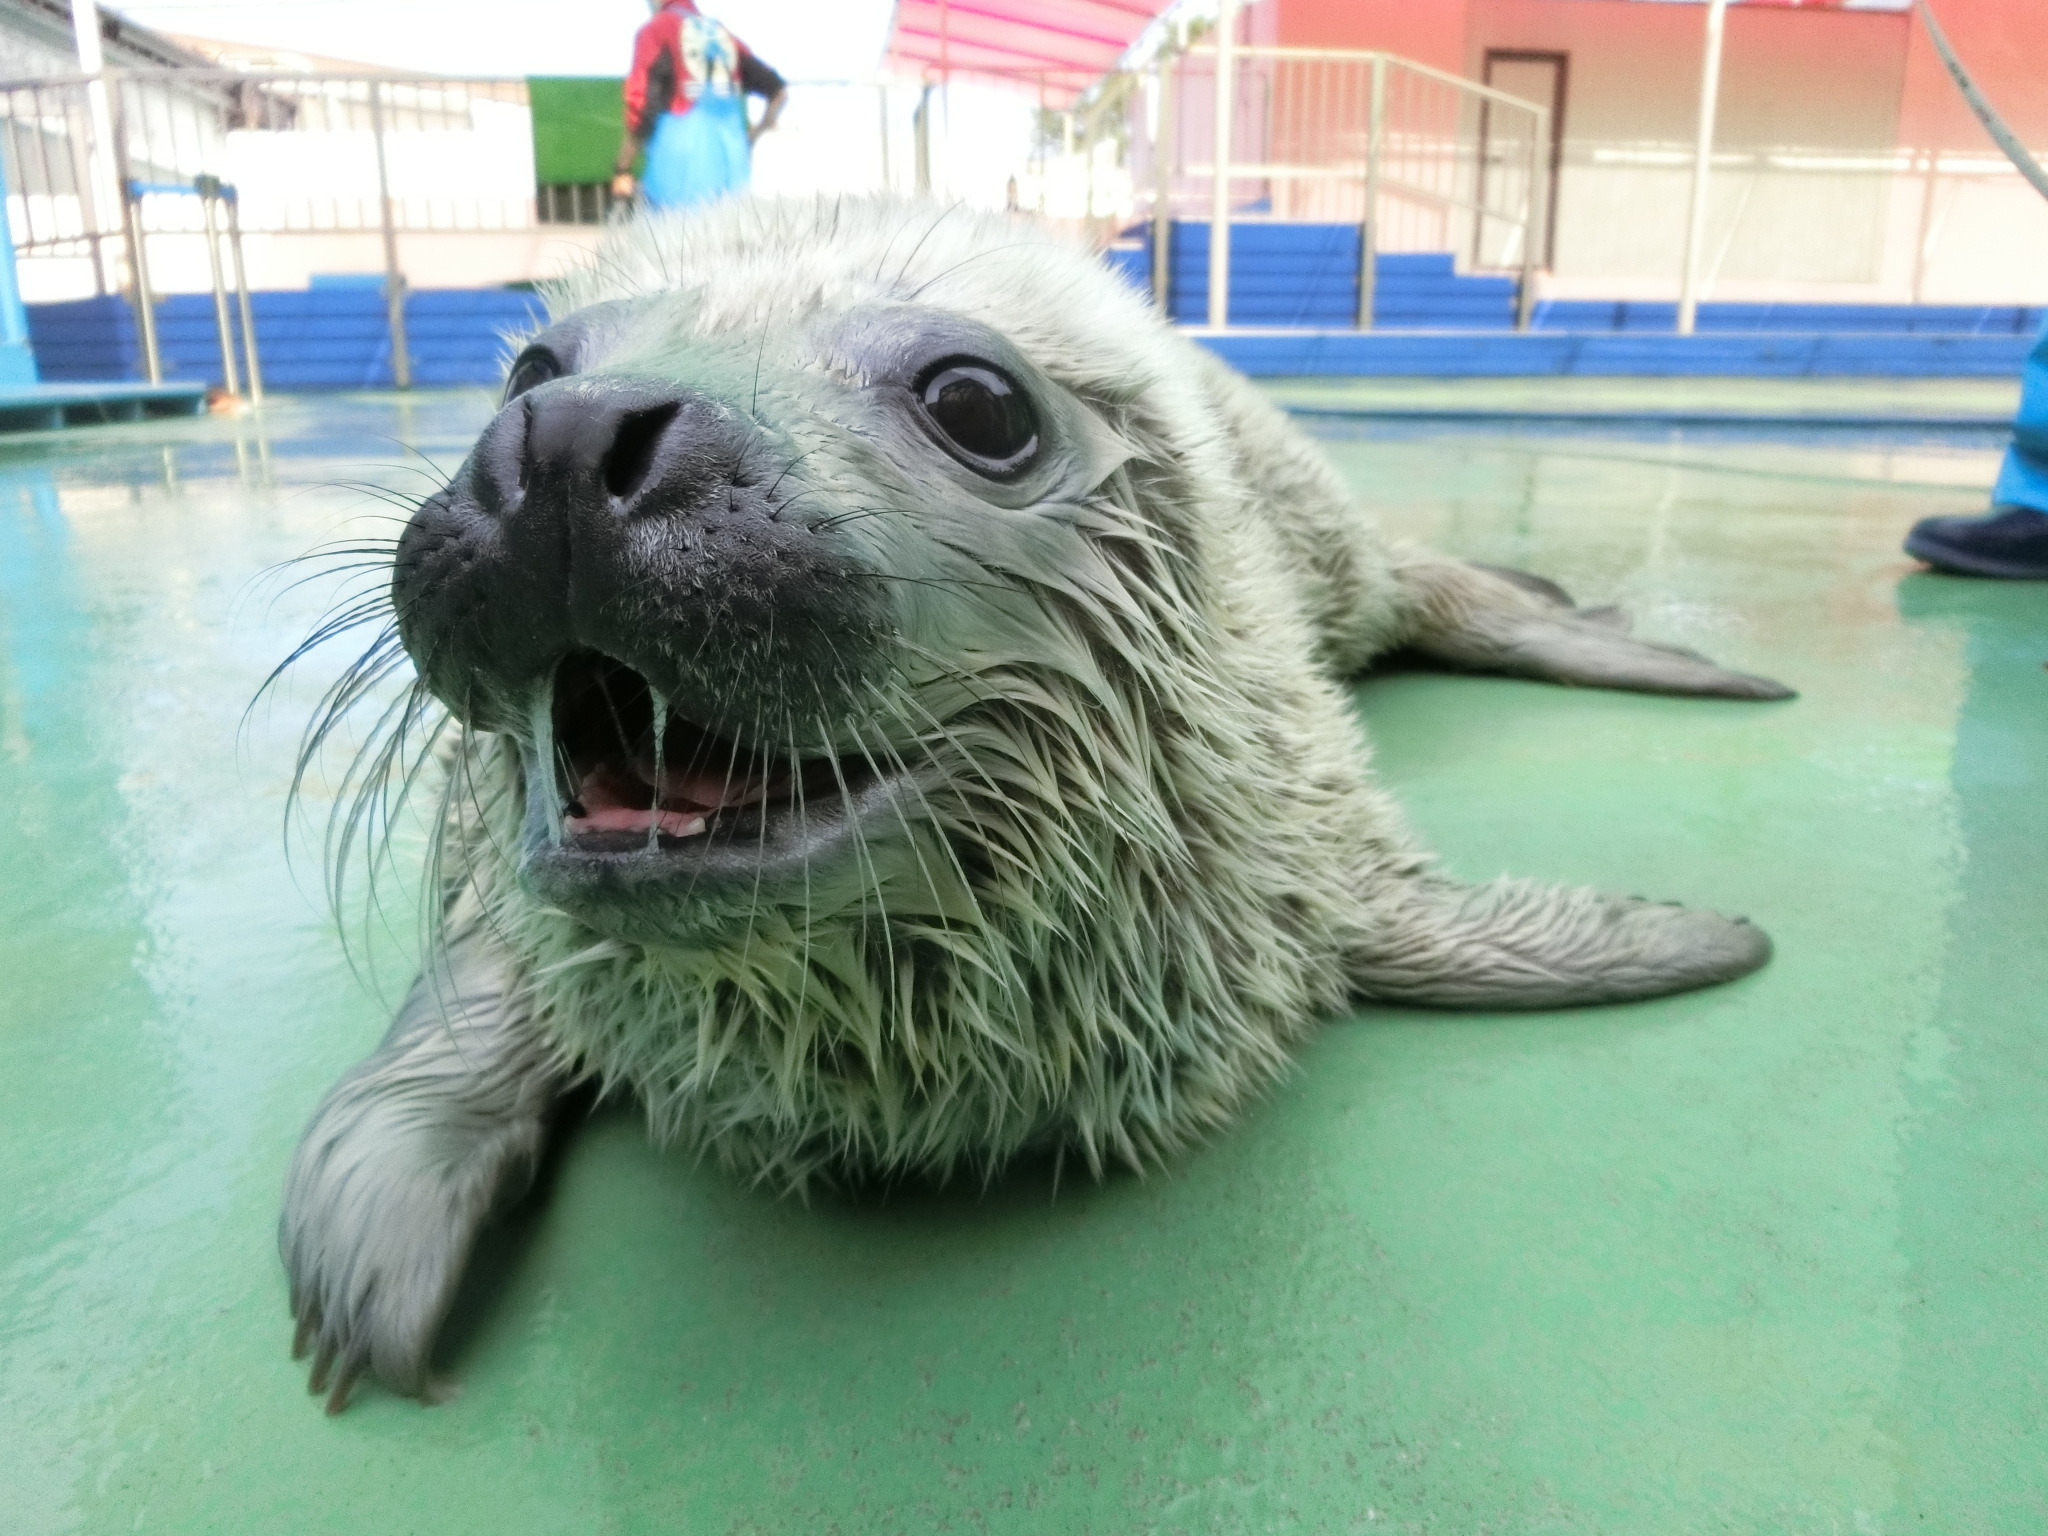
[{"left": 2, "top": 392, "right": 2043, "bottom": 1533}]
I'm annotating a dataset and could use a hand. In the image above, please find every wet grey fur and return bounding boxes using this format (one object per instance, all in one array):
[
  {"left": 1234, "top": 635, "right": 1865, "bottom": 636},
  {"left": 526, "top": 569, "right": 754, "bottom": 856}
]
[{"left": 281, "top": 197, "right": 1787, "bottom": 1411}]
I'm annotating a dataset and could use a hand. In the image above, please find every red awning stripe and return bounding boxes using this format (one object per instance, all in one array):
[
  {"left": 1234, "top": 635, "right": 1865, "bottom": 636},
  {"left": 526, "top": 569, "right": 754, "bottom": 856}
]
[
  {"left": 891, "top": 39, "right": 1102, "bottom": 78},
  {"left": 893, "top": 0, "right": 1156, "bottom": 49},
  {"left": 894, "top": 20, "right": 1133, "bottom": 71},
  {"left": 886, "top": 0, "right": 1170, "bottom": 90}
]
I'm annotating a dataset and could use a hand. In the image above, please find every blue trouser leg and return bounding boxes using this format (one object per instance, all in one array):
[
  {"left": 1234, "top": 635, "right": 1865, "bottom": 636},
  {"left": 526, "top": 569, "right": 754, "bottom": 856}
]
[
  {"left": 1991, "top": 315, "right": 2048, "bottom": 513},
  {"left": 641, "top": 95, "right": 752, "bottom": 212}
]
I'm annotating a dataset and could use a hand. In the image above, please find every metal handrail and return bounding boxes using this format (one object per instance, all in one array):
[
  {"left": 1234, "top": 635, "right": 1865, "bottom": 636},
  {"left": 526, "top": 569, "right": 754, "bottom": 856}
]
[
  {"left": 0, "top": 68, "right": 546, "bottom": 386},
  {"left": 1185, "top": 46, "right": 1556, "bottom": 116},
  {"left": 0, "top": 69, "right": 527, "bottom": 88},
  {"left": 1165, "top": 40, "right": 1550, "bottom": 332}
]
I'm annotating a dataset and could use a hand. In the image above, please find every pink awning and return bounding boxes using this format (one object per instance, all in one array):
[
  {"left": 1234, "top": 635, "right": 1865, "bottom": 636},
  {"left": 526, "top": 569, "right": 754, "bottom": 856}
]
[{"left": 886, "top": 0, "right": 1167, "bottom": 102}]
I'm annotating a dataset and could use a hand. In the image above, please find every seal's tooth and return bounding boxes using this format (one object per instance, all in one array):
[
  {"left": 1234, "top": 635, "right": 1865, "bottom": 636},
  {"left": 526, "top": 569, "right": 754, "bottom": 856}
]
[{"left": 562, "top": 806, "right": 707, "bottom": 839}]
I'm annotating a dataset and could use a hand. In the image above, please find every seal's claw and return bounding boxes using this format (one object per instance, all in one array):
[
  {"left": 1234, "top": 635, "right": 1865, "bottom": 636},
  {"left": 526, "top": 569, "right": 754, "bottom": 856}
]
[
  {"left": 307, "top": 1336, "right": 335, "bottom": 1396},
  {"left": 325, "top": 1353, "right": 366, "bottom": 1416}
]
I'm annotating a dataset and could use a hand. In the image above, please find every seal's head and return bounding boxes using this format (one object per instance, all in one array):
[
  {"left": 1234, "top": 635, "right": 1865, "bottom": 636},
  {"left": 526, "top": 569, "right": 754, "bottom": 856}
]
[
  {"left": 399, "top": 202, "right": 1196, "bottom": 938},
  {"left": 392, "top": 199, "right": 1325, "bottom": 1182}
]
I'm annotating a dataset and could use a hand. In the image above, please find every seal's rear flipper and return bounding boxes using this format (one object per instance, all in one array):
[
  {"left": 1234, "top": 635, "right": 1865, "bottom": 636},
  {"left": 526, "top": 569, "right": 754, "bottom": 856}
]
[
  {"left": 1399, "top": 560, "right": 1795, "bottom": 700},
  {"left": 1351, "top": 876, "right": 1772, "bottom": 1009}
]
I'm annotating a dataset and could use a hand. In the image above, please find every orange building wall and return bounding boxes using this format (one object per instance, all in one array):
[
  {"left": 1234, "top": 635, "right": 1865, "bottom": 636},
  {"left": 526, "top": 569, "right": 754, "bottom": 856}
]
[
  {"left": 1264, "top": 0, "right": 2044, "bottom": 158},
  {"left": 1269, "top": 0, "right": 1468, "bottom": 73},
  {"left": 1897, "top": 0, "right": 2048, "bottom": 152},
  {"left": 1246, "top": 0, "right": 2048, "bottom": 300}
]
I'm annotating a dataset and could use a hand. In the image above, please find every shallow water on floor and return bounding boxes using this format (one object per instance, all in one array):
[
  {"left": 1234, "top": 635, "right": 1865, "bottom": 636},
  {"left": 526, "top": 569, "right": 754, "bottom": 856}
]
[{"left": 0, "top": 392, "right": 2041, "bottom": 1533}]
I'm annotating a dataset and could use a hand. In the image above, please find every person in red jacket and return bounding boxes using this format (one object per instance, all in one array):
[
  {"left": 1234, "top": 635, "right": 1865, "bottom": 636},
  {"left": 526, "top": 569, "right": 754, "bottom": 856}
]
[{"left": 610, "top": 0, "right": 786, "bottom": 211}]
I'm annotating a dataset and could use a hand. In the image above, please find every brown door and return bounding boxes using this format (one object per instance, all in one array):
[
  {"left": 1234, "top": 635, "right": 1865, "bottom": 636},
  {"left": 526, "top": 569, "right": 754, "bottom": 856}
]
[{"left": 1477, "top": 49, "right": 1567, "bottom": 271}]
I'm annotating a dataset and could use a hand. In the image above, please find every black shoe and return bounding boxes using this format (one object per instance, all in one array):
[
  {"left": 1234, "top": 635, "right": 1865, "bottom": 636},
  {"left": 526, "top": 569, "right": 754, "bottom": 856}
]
[{"left": 1904, "top": 505, "right": 2048, "bottom": 579}]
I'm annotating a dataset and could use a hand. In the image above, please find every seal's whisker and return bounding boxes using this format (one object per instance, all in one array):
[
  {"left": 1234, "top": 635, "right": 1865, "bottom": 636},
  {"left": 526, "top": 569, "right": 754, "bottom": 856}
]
[
  {"left": 286, "top": 638, "right": 411, "bottom": 839},
  {"left": 261, "top": 566, "right": 401, "bottom": 618},
  {"left": 858, "top": 678, "right": 999, "bottom": 964},
  {"left": 359, "top": 702, "right": 454, "bottom": 982},
  {"left": 762, "top": 445, "right": 827, "bottom": 502},
  {"left": 817, "top": 708, "right": 897, "bottom": 1096},
  {"left": 450, "top": 722, "right": 514, "bottom": 903},
  {"left": 317, "top": 676, "right": 447, "bottom": 988},
  {"left": 840, "top": 710, "right": 931, "bottom": 1079},
  {"left": 889, "top": 202, "right": 961, "bottom": 292},
  {"left": 884, "top": 637, "right": 1001, "bottom": 705},
  {"left": 860, "top": 570, "right": 1023, "bottom": 599},
  {"left": 646, "top": 685, "right": 669, "bottom": 854},
  {"left": 318, "top": 480, "right": 435, "bottom": 515},
  {"left": 252, "top": 567, "right": 403, "bottom": 689},
  {"left": 748, "top": 323, "right": 769, "bottom": 416},
  {"left": 894, "top": 687, "right": 1031, "bottom": 829},
  {"left": 353, "top": 433, "right": 462, "bottom": 491},
  {"left": 891, "top": 727, "right": 994, "bottom": 921},
  {"left": 730, "top": 690, "right": 775, "bottom": 1006},
  {"left": 334, "top": 682, "right": 437, "bottom": 905},
  {"left": 263, "top": 537, "right": 404, "bottom": 572},
  {"left": 445, "top": 723, "right": 526, "bottom": 988},
  {"left": 786, "top": 732, "right": 813, "bottom": 1034},
  {"left": 847, "top": 699, "right": 950, "bottom": 945},
  {"left": 904, "top": 241, "right": 1047, "bottom": 303}
]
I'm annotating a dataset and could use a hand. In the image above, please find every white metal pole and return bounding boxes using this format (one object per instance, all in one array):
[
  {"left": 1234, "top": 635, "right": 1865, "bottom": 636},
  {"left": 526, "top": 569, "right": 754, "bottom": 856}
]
[
  {"left": 225, "top": 188, "right": 262, "bottom": 404},
  {"left": 877, "top": 84, "right": 890, "bottom": 193},
  {"left": 1206, "top": 0, "right": 1237, "bottom": 330},
  {"left": 367, "top": 80, "right": 412, "bottom": 390},
  {"left": 1357, "top": 53, "right": 1384, "bottom": 330},
  {"left": 1151, "top": 59, "right": 1173, "bottom": 311},
  {"left": 199, "top": 185, "right": 240, "bottom": 397},
  {"left": 1676, "top": 0, "right": 1728, "bottom": 335},
  {"left": 69, "top": 5, "right": 125, "bottom": 310},
  {"left": 1516, "top": 105, "right": 1547, "bottom": 331}
]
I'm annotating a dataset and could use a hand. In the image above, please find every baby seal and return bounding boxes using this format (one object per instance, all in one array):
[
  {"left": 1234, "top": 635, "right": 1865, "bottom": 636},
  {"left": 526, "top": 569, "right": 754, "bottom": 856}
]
[{"left": 281, "top": 195, "right": 1788, "bottom": 1410}]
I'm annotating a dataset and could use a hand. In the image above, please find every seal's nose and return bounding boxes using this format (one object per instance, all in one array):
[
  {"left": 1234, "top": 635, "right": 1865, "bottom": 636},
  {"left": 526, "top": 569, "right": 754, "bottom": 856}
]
[
  {"left": 519, "top": 375, "right": 712, "bottom": 519},
  {"left": 392, "top": 364, "right": 885, "bottom": 737},
  {"left": 524, "top": 380, "right": 668, "bottom": 507},
  {"left": 460, "top": 374, "right": 754, "bottom": 527}
]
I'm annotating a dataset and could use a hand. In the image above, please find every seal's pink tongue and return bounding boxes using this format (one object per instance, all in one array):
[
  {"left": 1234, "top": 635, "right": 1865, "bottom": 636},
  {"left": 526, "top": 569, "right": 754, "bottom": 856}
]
[
  {"left": 563, "top": 765, "right": 709, "bottom": 840},
  {"left": 629, "top": 745, "right": 777, "bottom": 812}
]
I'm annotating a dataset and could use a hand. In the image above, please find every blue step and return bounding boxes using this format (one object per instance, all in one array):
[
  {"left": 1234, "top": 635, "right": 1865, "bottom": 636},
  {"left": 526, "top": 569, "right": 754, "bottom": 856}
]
[
  {"left": 1106, "top": 224, "right": 2048, "bottom": 337},
  {"left": 1532, "top": 298, "right": 2044, "bottom": 335},
  {"left": 1129, "top": 222, "right": 1520, "bottom": 329},
  {"left": 1201, "top": 329, "right": 2034, "bottom": 378},
  {"left": 27, "top": 289, "right": 548, "bottom": 389}
]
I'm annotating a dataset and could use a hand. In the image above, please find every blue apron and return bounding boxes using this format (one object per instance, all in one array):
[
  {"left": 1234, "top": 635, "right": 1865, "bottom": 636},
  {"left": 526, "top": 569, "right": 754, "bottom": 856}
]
[
  {"left": 1992, "top": 314, "right": 2048, "bottom": 512},
  {"left": 641, "top": 89, "right": 750, "bottom": 211}
]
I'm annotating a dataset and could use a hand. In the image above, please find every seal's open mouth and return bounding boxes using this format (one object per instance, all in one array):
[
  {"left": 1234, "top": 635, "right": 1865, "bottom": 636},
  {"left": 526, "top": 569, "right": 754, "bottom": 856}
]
[{"left": 548, "top": 651, "right": 879, "bottom": 855}]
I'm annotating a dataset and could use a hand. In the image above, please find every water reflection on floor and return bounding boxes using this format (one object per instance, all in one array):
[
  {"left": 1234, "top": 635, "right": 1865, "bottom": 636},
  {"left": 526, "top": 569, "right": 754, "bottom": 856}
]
[{"left": 0, "top": 392, "right": 2041, "bottom": 1534}]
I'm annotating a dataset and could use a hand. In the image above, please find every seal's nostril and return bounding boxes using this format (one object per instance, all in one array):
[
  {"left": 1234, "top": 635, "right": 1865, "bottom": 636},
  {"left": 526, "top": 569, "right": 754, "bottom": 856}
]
[
  {"left": 603, "top": 402, "right": 680, "bottom": 502},
  {"left": 515, "top": 395, "right": 535, "bottom": 493}
]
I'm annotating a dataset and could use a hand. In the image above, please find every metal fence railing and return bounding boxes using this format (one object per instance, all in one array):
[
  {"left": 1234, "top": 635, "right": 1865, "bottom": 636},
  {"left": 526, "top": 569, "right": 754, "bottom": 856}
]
[
  {"left": 0, "top": 70, "right": 540, "bottom": 385},
  {"left": 0, "top": 55, "right": 1554, "bottom": 379},
  {"left": 1126, "top": 46, "right": 1551, "bottom": 330}
]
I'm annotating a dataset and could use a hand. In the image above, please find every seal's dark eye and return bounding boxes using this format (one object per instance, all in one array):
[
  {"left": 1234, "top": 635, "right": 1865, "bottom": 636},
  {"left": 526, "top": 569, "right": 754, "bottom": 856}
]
[
  {"left": 504, "top": 345, "right": 563, "bottom": 403},
  {"left": 916, "top": 359, "right": 1038, "bottom": 474}
]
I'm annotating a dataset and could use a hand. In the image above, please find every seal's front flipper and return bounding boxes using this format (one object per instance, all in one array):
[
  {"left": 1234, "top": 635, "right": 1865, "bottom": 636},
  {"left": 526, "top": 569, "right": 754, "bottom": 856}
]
[
  {"left": 1400, "top": 560, "right": 1795, "bottom": 700},
  {"left": 280, "top": 901, "right": 562, "bottom": 1412},
  {"left": 1350, "top": 875, "right": 1772, "bottom": 1010}
]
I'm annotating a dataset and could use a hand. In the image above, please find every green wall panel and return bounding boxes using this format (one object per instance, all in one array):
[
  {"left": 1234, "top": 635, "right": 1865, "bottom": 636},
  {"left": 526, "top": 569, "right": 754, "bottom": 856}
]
[{"left": 528, "top": 76, "right": 625, "bottom": 185}]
